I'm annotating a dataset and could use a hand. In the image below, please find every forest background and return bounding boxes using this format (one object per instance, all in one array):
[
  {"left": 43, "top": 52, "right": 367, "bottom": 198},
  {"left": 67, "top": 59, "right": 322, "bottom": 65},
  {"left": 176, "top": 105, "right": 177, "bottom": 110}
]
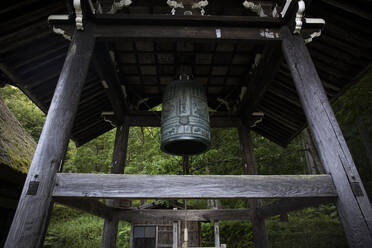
[{"left": 0, "top": 71, "right": 371, "bottom": 247}]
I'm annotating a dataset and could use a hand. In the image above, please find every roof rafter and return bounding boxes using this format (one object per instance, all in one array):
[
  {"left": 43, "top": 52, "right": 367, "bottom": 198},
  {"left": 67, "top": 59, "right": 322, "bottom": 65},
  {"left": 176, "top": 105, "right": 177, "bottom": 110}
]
[{"left": 93, "top": 42, "right": 129, "bottom": 124}]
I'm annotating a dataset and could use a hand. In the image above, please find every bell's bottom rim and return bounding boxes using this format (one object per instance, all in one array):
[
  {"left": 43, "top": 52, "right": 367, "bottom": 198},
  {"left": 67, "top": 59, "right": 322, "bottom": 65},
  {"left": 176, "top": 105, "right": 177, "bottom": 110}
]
[{"left": 161, "top": 136, "right": 211, "bottom": 156}]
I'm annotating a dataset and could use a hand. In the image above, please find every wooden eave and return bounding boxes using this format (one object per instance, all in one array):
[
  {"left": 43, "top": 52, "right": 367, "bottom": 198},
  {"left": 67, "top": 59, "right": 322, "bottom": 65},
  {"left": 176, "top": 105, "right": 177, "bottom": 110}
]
[{"left": 0, "top": 0, "right": 371, "bottom": 146}]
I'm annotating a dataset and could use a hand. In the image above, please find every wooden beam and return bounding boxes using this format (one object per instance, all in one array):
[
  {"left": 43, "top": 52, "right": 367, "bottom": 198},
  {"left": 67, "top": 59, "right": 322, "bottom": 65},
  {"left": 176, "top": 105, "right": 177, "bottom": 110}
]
[
  {"left": 127, "top": 111, "right": 241, "bottom": 128},
  {"left": 281, "top": 26, "right": 372, "bottom": 247},
  {"left": 93, "top": 42, "right": 128, "bottom": 124},
  {"left": 49, "top": 14, "right": 323, "bottom": 43},
  {"left": 4, "top": 26, "right": 95, "bottom": 248},
  {"left": 102, "top": 124, "right": 130, "bottom": 248},
  {"left": 320, "top": 0, "right": 372, "bottom": 20},
  {"left": 238, "top": 125, "right": 268, "bottom": 248},
  {"left": 55, "top": 197, "right": 110, "bottom": 219},
  {"left": 109, "top": 125, "right": 130, "bottom": 175},
  {"left": 52, "top": 22, "right": 282, "bottom": 42},
  {"left": 99, "top": 25, "right": 282, "bottom": 42},
  {"left": 93, "top": 14, "right": 283, "bottom": 27},
  {"left": 116, "top": 209, "right": 252, "bottom": 222},
  {"left": 256, "top": 197, "right": 336, "bottom": 219},
  {"left": 240, "top": 42, "right": 283, "bottom": 126},
  {"left": 53, "top": 173, "right": 337, "bottom": 199}
]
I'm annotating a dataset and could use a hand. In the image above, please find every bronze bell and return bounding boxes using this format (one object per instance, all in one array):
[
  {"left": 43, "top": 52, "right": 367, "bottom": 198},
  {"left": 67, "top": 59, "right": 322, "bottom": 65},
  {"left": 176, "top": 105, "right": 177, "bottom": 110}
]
[{"left": 161, "top": 77, "right": 210, "bottom": 156}]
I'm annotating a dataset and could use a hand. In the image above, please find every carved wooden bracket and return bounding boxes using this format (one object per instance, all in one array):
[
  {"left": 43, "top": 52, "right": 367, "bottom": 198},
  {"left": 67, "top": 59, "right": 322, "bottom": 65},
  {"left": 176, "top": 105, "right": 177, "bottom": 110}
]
[
  {"left": 294, "top": 0, "right": 305, "bottom": 34},
  {"left": 73, "top": 0, "right": 84, "bottom": 30}
]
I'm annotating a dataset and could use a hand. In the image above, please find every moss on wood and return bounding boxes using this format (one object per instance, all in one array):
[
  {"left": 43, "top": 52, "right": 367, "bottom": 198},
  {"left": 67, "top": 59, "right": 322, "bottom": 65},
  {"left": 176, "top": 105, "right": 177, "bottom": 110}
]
[{"left": 0, "top": 95, "right": 36, "bottom": 173}]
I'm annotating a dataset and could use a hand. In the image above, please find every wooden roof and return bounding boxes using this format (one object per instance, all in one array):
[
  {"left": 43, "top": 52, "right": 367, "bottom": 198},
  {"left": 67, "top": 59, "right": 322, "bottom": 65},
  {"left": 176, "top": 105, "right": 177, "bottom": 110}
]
[
  {"left": 0, "top": 0, "right": 371, "bottom": 146},
  {"left": 0, "top": 95, "right": 36, "bottom": 174}
]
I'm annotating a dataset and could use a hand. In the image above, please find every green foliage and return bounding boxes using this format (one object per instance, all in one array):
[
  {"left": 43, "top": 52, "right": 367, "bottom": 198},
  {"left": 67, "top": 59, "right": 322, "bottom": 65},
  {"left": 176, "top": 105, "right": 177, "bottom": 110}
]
[
  {"left": 202, "top": 221, "right": 254, "bottom": 248},
  {"left": 267, "top": 207, "right": 347, "bottom": 248},
  {"left": 0, "top": 85, "right": 45, "bottom": 141},
  {"left": 3, "top": 69, "right": 371, "bottom": 248},
  {"left": 63, "top": 130, "right": 116, "bottom": 173},
  {"left": 332, "top": 70, "right": 372, "bottom": 194},
  {"left": 44, "top": 204, "right": 130, "bottom": 248}
]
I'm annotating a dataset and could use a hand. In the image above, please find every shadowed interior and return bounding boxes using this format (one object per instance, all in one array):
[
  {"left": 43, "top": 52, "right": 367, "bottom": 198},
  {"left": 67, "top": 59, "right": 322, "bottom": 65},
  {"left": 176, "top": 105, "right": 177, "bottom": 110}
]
[{"left": 162, "top": 139, "right": 210, "bottom": 155}]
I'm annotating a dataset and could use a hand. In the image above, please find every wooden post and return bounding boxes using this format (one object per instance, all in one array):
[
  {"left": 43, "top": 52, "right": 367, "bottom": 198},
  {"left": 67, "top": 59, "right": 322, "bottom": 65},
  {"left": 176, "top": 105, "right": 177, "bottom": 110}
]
[
  {"left": 183, "top": 156, "right": 190, "bottom": 175},
  {"left": 173, "top": 221, "right": 178, "bottom": 248},
  {"left": 4, "top": 27, "right": 95, "bottom": 248},
  {"left": 129, "top": 223, "right": 134, "bottom": 248},
  {"left": 302, "top": 128, "right": 324, "bottom": 174},
  {"left": 214, "top": 221, "right": 220, "bottom": 248},
  {"left": 281, "top": 26, "right": 372, "bottom": 247},
  {"left": 102, "top": 124, "right": 130, "bottom": 248},
  {"left": 238, "top": 125, "right": 269, "bottom": 248}
]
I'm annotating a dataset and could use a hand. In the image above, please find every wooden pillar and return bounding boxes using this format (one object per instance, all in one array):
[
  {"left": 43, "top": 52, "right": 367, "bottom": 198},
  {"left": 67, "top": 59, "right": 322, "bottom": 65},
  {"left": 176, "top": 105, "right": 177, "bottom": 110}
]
[
  {"left": 183, "top": 156, "right": 190, "bottom": 175},
  {"left": 4, "top": 27, "right": 95, "bottom": 248},
  {"left": 238, "top": 125, "right": 269, "bottom": 248},
  {"left": 214, "top": 221, "right": 220, "bottom": 248},
  {"left": 281, "top": 26, "right": 372, "bottom": 247},
  {"left": 302, "top": 128, "right": 324, "bottom": 175},
  {"left": 102, "top": 124, "right": 130, "bottom": 248},
  {"left": 173, "top": 221, "right": 178, "bottom": 248}
]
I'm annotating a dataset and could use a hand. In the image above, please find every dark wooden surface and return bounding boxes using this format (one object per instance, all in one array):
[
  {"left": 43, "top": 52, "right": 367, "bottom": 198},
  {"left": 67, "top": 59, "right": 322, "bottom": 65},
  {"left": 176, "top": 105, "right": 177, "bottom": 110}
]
[
  {"left": 101, "top": 216, "right": 119, "bottom": 248},
  {"left": 127, "top": 111, "right": 241, "bottom": 128},
  {"left": 257, "top": 197, "right": 336, "bottom": 219},
  {"left": 93, "top": 43, "right": 128, "bottom": 124},
  {"left": 93, "top": 14, "right": 283, "bottom": 27},
  {"left": 102, "top": 125, "right": 130, "bottom": 248},
  {"left": 117, "top": 209, "right": 252, "bottom": 222},
  {"left": 240, "top": 42, "right": 282, "bottom": 126},
  {"left": 2, "top": 1, "right": 371, "bottom": 147},
  {"left": 281, "top": 26, "right": 372, "bottom": 247},
  {"left": 53, "top": 173, "right": 337, "bottom": 199},
  {"left": 238, "top": 125, "right": 269, "bottom": 248},
  {"left": 55, "top": 197, "right": 110, "bottom": 219},
  {"left": 52, "top": 21, "right": 282, "bottom": 42},
  {"left": 4, "top": 27, "right": 95, "bottom": 248}
]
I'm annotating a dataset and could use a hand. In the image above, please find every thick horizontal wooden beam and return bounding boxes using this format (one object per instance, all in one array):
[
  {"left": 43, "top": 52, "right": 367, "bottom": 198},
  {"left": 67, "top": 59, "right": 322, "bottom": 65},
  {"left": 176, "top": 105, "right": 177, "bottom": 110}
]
[
  {"left": 126, "top": 111, "right": 241, "bottom": 128},
  {"left": 50, "top": 15, "right": 322, "bottom": 43},
  {"left": 116, "top": 209, "right": 252, "bottom": 222},
  {"left": 95, "top": 25, "right": 281, "bottom": 41},
  {"left": 53, "top": 173, "right": 337, "bottom": 199},
  {"left": 51, "top": 22, "right": 282, "bottom": 42},
  {"left": 55, "top": 197, "right": 111, "bottom": 219},
  {"left": 93, "top": 14, "right": 283, "bottom": 27},
  {"left": 256, "top": 197, "right": 336, "bottom": 219}
]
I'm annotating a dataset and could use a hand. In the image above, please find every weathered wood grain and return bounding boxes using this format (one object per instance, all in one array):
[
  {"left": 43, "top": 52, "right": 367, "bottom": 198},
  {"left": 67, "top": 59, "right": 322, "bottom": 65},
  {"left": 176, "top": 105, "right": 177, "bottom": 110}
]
[
  {"left": 102, "top": 124, "right": 130, "bottom": 248},
  {"left": 101, "top": 217, "right": 119, "bottom": 248},
  {"left": 240, "top": 42, "right": 282, "bottom": 126},
  {"left": 127, "top": 111, "right": 241, "bottom": 128},
  {"left": 53, "top": 173, "right": 336, "bottom": 199},
  {"left": 55, "top": 197, "right": 110, "bottom": 219},
  {"left": 94, "top": 42, "right": 128, "bottom": 124},
  {"left": 238, "top": 125, "right": 268, "bottom": 248},
  {"left": 214, "top": 221, "right": 220, "bottom": 248},
  {"left": 281, "top": 26, "right": 372, "bottom": 247},
  {"left": 116, "top": 209, "right": 252, "bottom": 222},
  {"left": 4, "top": 26, "right": 95, "bottom": 248},
  {"left": 256, "top": 197, "right": 336, "bottom": 219},
  {"left": 49, "top": 14, "right": 326, "bottom": 42},
  {"left": 173, "top": 221, "right": 178, "bottom": 248}
]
